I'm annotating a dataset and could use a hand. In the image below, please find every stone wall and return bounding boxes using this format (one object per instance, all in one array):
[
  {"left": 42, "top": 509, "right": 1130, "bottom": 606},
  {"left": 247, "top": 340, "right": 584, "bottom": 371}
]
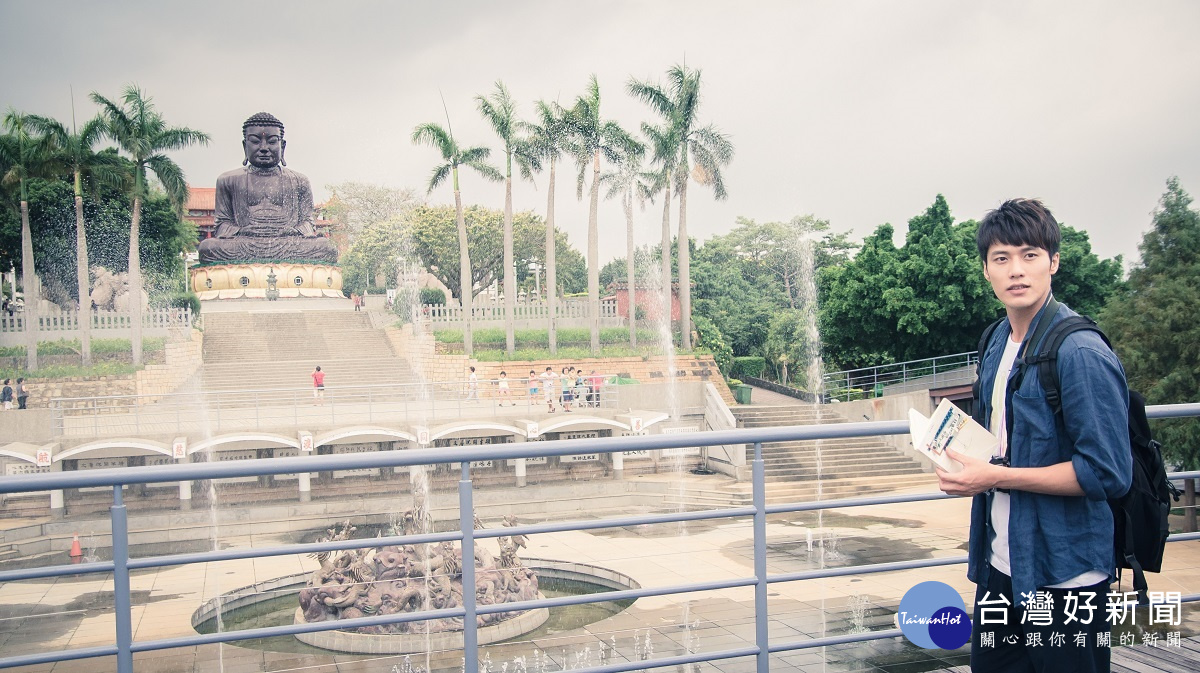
[
  {"left": 134, "top": 329, "right": 204, "bottom": 399},
  {"left": 15, "top": 330, "right": 204, "bottom": 408}
]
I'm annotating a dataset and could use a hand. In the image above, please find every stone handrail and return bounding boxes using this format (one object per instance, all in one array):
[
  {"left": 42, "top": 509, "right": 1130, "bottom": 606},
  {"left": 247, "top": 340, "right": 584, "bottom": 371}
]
[{"left": 0, "top": 308, "right": 193, "bottom": 333}]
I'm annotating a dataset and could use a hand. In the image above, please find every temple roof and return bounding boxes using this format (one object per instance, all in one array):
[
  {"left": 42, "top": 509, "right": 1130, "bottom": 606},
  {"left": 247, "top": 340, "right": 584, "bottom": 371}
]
[{"left": 186, "top": 187, "right": 216, "bottom": 211}]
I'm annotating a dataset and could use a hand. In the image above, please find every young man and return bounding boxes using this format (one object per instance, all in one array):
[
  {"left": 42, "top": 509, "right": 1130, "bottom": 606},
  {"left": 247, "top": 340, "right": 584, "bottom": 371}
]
[{"left": 937, "top": 199, "right": 1132, "bottom": 672}]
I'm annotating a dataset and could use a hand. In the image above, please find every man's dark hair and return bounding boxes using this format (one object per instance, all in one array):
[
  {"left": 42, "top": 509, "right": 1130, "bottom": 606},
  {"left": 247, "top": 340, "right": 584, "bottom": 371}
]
[{"left": 976, "top": 198, "right": 1061, "bottom": 261}]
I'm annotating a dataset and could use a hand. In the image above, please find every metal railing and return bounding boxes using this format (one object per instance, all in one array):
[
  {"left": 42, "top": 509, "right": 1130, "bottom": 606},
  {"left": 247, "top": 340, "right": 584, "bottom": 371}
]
[
  {"left": 49, "top": 376, "right": 622, "bottom": 437},
  {"left": 1, "top": 403, "right": 1198, "bottom": 673},
  {"left": 822, "top": 351, "right": 979, "bottom": 400},
  {"left": 424, "top": 301, "right": 619, "bottom": 323}
]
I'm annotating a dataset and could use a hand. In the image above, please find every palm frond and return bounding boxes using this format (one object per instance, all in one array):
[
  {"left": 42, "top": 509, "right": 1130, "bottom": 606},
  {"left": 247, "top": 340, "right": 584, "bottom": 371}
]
[
  {"left": 154, "top": 127, "right": 211, "bottom": 153},
  {"left": 145, "top": 154, "right": 188, "bottom": 207},
  {"left": 412, "top": 122, "right": 454, "bottom": 159},
  {"left": 426, "top": 163, "right": 452, "bottom": 193}
]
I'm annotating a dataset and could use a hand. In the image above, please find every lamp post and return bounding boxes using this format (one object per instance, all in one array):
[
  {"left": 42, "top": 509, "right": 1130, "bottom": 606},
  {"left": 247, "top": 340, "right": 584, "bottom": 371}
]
[{"left": 528, "top": 261, "right": 542, "bottom": 300}]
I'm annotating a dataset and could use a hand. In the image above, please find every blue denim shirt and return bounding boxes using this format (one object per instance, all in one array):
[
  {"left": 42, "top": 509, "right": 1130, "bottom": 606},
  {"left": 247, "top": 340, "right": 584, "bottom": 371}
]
[{"left": 968, "top": 301, "right": 1132, "bottom": 602}]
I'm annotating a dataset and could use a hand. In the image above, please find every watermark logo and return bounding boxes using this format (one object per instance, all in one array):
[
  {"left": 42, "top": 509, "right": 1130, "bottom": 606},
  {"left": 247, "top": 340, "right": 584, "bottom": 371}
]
[{"left": 897, "top": 580, "right": 971, "bottom": 650}]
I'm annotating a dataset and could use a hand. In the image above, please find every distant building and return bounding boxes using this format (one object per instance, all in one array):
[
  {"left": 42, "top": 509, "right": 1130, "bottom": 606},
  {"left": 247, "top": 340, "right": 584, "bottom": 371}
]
[
  {"left": 184, "top": 186, "right": 336, "bottom": 245},
  {"left": 184, "top": 187, "right": 216, "bottom": 240},
  {"left": 605, "top": 281, "right": 681, "bottom": 322}
]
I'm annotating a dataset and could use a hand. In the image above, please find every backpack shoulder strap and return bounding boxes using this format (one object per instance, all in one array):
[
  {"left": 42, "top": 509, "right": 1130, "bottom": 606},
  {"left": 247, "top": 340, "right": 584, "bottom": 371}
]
[
  {"left": 1031, "top": 315, "right": 1111, "bottom": 416},
  {"left": 972, "top": 317, "right": 1006, "bottom": 403}
]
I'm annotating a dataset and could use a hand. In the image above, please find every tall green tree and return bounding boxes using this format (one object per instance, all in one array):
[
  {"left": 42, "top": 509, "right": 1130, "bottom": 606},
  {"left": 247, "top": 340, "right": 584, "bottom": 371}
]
[
  {"left": 24, "top": 111, "right": 127, "bottom": 366},
  {"left": 1102, "top": 177, "right": 1200, "bottom": 468},
  {"left": 477, "top": 81, "right": 538, "bottom": 356},
  {"left": 523, "top": 100, "right": 570, "bottom": 354},
  {"left": 628, "top": 65, "right": 734, "bottom": 350},
  {"left": 91, "top": 85, "right": 209, "bottom": 365},
  {"left": 1, "top": 110, "right": 61, "bottom": 371},
  {"left": 566, "top": 75, "right": 640, "bottom": 355},
  {"left": 601, "top": 146, "right": 653, "bottom": 347},
  {"left": 411, "top": 120, "right": 502, "bottom": 356},
  {"left": 403, "top": 205, "right": 585, "bottom": 301}
]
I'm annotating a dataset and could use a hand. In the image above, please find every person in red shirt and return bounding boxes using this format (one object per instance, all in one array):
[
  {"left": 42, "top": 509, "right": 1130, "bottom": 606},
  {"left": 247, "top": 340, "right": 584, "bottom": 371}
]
[{"left": 312, "top": 365, "right": 326, "bottom": 405}]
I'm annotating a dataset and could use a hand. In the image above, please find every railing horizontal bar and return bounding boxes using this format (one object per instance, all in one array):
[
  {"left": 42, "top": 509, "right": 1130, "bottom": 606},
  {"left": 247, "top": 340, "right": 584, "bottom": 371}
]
[
  {"left": 132, "top": 605, "right": 465, "bottom": 653},
  {"left": 1167, "top": 531, "right": 1200, "bottom": 543},
  {"left": 127, "top": 529, "right": 462, "bottom": 570},
  {"left": 1147, "top": 403, "right": 1200, "bottom": 419},
  {"left": 559, "top": 646, "right": 761, "bottom": 673},
  {"left": 765, "top": 490, "right": 956, "bottom": 515},
  {"left": 475, "top": 575, "right": 759, "bottom": 616},
  {"left": 0, "top": 420, "right": 914, "bottom": 492},
  {"left": 473, "top": 506, "right": 758, "bottom": 540},
  {"left": 0, "top": 559, "right": 116, "bottom": 583},
  {"left": 0, "top": 645, "right": 119, "bottom": 669},
  {"left": 769, "top": 627, "right": 904, "bottom": 653},
  {"left": 770, "top": 555, "right": 968, "bottom": 584}
]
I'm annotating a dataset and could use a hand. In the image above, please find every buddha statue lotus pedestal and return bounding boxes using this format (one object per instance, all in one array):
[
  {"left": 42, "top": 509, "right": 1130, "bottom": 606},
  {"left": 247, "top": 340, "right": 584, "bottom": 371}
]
[{"left": 190, "top": 112, "right": 342, "bottom": 300}]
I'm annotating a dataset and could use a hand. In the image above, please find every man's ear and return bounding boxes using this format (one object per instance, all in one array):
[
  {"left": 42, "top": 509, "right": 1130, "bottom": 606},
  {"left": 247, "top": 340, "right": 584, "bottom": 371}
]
[
  {"left": 1050, "top": 252, "right": 1060, "bottom": 275},
  {"left": 242, "top": 139, "right": 249, "bottom": 166},
  {"left": 981, "top": 259, "right": 991, "bottom": 282},
  {"left": 280, "top": 138, "right": 287, "bottom": 167}
]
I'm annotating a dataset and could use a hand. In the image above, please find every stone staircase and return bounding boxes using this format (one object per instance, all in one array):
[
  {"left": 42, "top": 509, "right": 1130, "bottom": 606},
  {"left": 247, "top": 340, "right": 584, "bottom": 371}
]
[
  {"left": 199, "top": 310, "right": 420, "bottom": 391},
  {"left": 664, "top": 405, "right": 936, "bottom": 509}
]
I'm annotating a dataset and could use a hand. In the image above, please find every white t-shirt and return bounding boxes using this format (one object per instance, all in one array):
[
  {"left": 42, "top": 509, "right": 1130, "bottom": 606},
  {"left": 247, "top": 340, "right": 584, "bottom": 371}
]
[{"left": 988, "top": 333, "right": 1107, "bottom": 588}]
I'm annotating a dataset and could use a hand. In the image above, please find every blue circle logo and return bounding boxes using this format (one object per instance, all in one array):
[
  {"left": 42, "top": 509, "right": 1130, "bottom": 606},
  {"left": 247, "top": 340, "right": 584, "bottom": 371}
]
[{"left": 897, "top": 581, "right": 971, "bottom": 650}]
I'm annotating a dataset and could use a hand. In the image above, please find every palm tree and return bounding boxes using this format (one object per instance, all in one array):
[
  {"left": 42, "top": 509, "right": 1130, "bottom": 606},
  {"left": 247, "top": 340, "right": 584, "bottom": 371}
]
[
  {"left": 24, "top": 110, "right": 128, "bottom": 366},
  {"left": 628, "top": 65, "right": 734, "bottom": 349},
  {"left": 91, "top": 85, "right": 209, "bottom": 365},
  {"left": 1, "top": 110, "right": 61, "bottom": 372},
  {"left": 565, "top": 75, "right": 641, "bottom": 355},
  {"left": 600, "top": 147, "right": 653, "bottom": 348},
  {"left": 476, "top": 81, "right": 538, "bottom": 356},
  {"left": 522, "top": 100, "right": 570, "bottom": 355},
  {"left": 637, "top": 122, "right": 679, "bottom": 340},
  {"left": 412, "top": 120, "right": 502, "bottom": 356}
]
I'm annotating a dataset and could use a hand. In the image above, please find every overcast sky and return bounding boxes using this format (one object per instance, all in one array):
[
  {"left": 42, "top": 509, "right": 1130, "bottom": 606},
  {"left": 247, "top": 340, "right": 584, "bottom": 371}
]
[{"left": 4, "top": 1, "right": 1199, "bottom": 269}]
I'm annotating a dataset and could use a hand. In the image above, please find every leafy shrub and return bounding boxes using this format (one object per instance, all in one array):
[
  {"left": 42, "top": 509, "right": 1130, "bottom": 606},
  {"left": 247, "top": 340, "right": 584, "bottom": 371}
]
[
  {"left": 420, "top": 288, "right": 446, "bottom": 305},
  {"left": 165, "top": 291, "right": 201, "bottom": 315},
  {"left": 692, "top": 315, "right": 732, "bottom": 374},
  {"left": 727, "top": 378, "right": 743, "bottom": 391},
  {"left": 731, "top": 356, "right": 767, "bottom": 379}
]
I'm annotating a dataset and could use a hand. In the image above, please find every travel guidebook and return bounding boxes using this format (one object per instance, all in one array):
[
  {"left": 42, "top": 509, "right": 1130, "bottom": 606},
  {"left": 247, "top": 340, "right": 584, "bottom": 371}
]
[{"left": 907, "top": 399, "right": 998, "bottom": 473}]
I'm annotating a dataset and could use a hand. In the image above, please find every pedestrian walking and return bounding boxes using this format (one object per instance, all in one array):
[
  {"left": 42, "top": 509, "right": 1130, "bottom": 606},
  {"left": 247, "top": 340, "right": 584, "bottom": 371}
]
[
  {"left": 466, "top": 366, "right": 479, "bottom": 401},
  {"left": 1, "top": 379, "right": 12, "bottom": 411},
  {"left": 497, "top": 371, "right": 511, "bottom": 406},
  {"left": 312, "top": 366, "right": 326, "bottom": 405},
  {"left": 15, "top": 377, "right": 28, "bottom": 409},
  {"left": 540, "top": 366, "right": 556, "bottom": 413},
  {"left": 527, "top": 370, "right": 539, "bottom": 406}
]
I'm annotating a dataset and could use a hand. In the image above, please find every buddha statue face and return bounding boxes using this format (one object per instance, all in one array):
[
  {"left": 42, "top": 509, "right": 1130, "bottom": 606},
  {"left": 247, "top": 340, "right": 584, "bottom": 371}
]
[{"left": 243, "top": 124, "right": 286, "bottom": 168}]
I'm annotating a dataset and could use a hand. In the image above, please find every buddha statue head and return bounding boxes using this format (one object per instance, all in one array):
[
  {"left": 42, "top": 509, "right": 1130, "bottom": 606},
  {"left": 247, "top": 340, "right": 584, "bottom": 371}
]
[{"left": 242, "top": 112, "right": 287, "bottom": 168}]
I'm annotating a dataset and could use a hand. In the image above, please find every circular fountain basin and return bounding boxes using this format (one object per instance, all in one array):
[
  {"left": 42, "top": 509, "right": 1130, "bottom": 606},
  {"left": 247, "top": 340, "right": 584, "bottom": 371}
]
[{"left": 192, "top": 559, "right": 639, "bottom": 655}]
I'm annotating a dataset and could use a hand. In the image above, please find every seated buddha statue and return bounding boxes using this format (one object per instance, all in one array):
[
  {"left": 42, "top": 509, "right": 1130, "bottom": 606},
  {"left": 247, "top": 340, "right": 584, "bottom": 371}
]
[{"left": 197, "top": 112, "right": 338, "bottom": 264}]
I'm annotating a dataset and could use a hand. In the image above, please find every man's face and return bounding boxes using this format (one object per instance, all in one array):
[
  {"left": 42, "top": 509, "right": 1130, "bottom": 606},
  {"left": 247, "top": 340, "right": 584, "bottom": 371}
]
[
  {"left": 243, "top": 125, "right": 284, "bottom": 168},
  {"left": 982, "top": 243, "right": 1059, "bottom": 314}
]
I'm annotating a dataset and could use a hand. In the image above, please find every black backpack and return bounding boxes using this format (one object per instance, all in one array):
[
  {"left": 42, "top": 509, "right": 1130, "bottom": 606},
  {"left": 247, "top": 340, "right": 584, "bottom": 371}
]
[{"left": 973, "top": 301, "right": 1181, "bottom": 604}]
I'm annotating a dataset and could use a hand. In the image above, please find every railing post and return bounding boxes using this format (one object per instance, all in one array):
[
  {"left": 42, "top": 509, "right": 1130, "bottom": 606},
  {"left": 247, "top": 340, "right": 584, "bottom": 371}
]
[
  {"left": 459, "top": 462, "right": 478, "bottom": 673},
  {"left": 752, "top": 441, "right": 769, "bottom": 673},
  {"left": 111, "top": 486, "right": 134, "bottom": 673}
]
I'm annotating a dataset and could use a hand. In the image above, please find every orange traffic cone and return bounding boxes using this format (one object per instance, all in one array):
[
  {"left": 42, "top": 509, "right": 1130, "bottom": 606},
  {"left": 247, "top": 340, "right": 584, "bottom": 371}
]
[{"left": 69, "top": 533, "right": 82, "bottom": 564}]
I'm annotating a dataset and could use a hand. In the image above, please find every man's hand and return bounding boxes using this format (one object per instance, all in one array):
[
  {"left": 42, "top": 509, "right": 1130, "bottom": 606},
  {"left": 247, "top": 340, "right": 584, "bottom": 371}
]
[{"left": 936, "top": 448, "right": 1003, "bottom": 497}]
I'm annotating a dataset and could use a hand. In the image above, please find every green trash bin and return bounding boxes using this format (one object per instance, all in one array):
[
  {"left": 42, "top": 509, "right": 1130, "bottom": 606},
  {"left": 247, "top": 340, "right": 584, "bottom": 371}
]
[
  {"left": 873, "top": 383, "right": 885, "bottom": 398},
  {"left": 734, "top": 384, "right": 753, "bottom": 404}
]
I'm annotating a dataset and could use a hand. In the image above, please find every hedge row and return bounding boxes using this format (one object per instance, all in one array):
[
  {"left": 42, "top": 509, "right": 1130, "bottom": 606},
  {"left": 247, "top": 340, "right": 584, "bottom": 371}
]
[{"left": 730, "top": 356, "right": 766, "bottom": 379}]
